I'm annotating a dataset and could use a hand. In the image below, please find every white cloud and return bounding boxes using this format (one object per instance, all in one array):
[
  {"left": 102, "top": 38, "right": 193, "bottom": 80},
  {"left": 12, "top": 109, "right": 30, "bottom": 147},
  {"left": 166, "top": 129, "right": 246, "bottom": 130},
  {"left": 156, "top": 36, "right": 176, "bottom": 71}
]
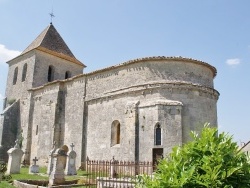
[
  {"left": 226, "top": 58, "right": 241, "bottom": 66},
  {"left": 0, "top": 44, "right": 21, "bottom": 65}
]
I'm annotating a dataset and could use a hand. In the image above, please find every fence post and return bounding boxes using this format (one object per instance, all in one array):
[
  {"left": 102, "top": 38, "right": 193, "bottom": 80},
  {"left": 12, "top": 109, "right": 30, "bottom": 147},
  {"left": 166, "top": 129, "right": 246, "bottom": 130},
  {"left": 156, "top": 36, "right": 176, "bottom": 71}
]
[
  {"left": 110, "top": 156, "right": 117, "bottom": 178},
  {"left": 86, "top": 156, "right": 90, "bottom": 186}
]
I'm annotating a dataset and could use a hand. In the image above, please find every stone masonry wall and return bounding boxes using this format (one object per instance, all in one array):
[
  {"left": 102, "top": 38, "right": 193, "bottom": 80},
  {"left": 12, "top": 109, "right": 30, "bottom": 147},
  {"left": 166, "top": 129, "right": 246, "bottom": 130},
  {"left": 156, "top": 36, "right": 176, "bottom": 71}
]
[
  {"left": 86, "top": 95, "right": 140, "bottom": 161},
  {"left": 25, "top": 57, "right": 219, "bottom": 166},
  {"left": 84, "top": 58, "right": 218, "bottom": 162},
  {"left": 4, "top": 49, "right": 84, "bottom": 166},
  {"left": 0, "top": 100, "right": 20, "bottom": 162},
  {"left": 33, "top": 50, "right": 84, "bottom": 88},
  {"left": 138, "top": 100, "right": 183, "bottom": 161},
  {"left": 5, "top": 52, "right": 36, "bottom": 103},
  {"left": 19, "top": 92, "right": 33, "bottom": 164},
  {"left": 29, "top": 77, "right": 87, "bottom": 167},
  {"left": 64, "top": 77, "right": 86, "bottom": 167},
  {"left": 29, "top": 84, "right": 60, "bottom": 166},
  {"left": 85, "top": 59, "right": 215, "bottom": 101}
]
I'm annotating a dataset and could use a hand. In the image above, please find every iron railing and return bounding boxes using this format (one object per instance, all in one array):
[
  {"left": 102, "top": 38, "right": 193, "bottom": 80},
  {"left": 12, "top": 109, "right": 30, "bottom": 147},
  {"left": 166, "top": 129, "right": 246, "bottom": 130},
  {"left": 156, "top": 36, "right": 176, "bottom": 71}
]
[{"left": 85, "top": 157, "right": 154, "bottom": 188}]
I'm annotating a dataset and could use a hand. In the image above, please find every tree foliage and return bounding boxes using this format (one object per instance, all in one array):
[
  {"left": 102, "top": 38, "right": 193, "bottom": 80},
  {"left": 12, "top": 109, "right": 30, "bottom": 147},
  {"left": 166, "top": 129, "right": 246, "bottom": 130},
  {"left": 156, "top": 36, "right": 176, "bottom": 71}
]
[{"left": 137, "top": 124, "right": 250, "bottom": 188}]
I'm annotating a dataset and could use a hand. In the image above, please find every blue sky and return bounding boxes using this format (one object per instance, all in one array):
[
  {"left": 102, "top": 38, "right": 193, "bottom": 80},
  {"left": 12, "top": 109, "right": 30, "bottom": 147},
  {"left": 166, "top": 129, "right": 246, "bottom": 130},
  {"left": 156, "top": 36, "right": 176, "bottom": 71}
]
[{"left": 0, "top": 0, "right": 249, "bottom": 144}]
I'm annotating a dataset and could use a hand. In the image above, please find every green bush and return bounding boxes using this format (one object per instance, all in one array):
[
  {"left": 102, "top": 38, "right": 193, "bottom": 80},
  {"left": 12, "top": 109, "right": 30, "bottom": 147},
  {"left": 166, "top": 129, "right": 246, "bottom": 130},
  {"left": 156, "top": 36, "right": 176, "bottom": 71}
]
[{"left": 137, "top": 123, "right": 250, "bottom": 188}]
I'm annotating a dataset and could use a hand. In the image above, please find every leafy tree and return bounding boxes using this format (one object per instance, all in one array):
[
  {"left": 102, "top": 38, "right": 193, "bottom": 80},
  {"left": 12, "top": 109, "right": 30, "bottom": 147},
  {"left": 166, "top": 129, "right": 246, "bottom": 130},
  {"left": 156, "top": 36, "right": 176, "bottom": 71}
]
[{"left": 137, "top": 124, "right": 250, "bottom": 188}]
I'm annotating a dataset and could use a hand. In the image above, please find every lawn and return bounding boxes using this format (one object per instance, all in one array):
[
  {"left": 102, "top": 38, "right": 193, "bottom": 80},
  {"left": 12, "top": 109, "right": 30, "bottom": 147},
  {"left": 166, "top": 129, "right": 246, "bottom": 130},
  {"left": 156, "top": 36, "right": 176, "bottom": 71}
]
[{"left": 0, "top": 166, "right": 90, "bottom": 188}]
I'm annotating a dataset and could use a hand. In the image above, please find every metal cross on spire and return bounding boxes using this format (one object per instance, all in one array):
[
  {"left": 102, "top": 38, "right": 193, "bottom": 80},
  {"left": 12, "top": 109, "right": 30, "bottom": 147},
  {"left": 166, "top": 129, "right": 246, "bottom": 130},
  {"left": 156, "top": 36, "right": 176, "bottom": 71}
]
[
  {"left": 49, "top": 12, "right": 55, "bottom": 24},
  {"left": 49, "top": 0, "right": 55, "bottom": 24}
]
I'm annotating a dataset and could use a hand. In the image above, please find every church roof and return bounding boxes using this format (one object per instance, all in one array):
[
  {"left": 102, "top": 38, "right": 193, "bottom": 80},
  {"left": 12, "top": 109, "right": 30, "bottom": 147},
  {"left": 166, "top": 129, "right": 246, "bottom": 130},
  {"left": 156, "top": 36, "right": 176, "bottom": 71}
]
[
  {"left": 21, "top": 23, "right": 84, "bottom": 66},
  {"left": 85, "top": 56, "right": 217, "bottom": 78}
]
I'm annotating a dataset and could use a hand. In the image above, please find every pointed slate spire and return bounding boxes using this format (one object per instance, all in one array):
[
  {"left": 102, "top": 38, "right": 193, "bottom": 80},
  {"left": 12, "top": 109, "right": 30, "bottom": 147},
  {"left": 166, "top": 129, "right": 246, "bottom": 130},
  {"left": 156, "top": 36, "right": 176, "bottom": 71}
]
[{"left": 21, "top": 23, "right": 84, "bottom": 66}]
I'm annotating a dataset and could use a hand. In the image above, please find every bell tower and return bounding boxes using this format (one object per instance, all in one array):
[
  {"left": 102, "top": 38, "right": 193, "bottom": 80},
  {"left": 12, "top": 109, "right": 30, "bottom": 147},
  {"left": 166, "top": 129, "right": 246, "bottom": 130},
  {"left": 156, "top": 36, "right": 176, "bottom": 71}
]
[
  {"left": 4, "top": 23, "right": 85, "bottom": 105},
  {"left": 0, "top": 23, "right": 85, "bottom": 163}
]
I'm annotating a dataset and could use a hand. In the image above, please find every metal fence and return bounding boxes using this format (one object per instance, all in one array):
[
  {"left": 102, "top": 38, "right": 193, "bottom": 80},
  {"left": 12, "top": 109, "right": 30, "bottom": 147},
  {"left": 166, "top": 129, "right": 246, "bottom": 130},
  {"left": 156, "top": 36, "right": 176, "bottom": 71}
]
[{"left": 85, "top": 157, "right": 154, "bottom": 188}]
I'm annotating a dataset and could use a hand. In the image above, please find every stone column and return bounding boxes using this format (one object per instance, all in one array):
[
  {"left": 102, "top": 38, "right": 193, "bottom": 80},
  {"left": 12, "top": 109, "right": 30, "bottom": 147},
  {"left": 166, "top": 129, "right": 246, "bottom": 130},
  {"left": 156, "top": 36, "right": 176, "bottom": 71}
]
[
  {"left": 49, "top": 148, "right": 67, "bottom": 186},
  {"left": 65, "top": 143, "right": 77, "bottom": 175},
  {"left": 6, "top": 140, "right": 24, "bottom": 174}
]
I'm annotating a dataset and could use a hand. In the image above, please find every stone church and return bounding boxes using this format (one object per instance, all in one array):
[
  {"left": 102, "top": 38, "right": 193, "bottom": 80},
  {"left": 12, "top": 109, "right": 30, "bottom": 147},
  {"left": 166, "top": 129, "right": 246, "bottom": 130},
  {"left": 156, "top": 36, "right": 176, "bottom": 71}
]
[{"left": 0, "top": 23, "right": 219, "bottom": 168}]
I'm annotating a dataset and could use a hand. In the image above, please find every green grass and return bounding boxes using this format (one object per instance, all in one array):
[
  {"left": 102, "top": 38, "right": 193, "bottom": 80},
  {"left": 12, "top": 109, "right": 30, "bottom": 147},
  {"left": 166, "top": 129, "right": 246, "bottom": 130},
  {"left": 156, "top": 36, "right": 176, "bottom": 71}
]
[
  {"left": 0, "top": 167, "right": 91, "bottom": 188},
  {"left": 11, "top": 167, "right": 48, "bottom": 180},
  {"left": 0, "top": 167, "right": 48, "bottom": 188}
]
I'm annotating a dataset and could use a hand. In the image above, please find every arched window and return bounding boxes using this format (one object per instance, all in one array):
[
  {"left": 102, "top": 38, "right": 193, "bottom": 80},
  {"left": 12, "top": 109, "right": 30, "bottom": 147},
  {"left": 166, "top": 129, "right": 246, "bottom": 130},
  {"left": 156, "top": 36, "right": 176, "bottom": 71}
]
[
  {"left": 155, "top": 124, "right": 161, "bottom": 145},
  {"left": 65, "top": 71, "right": 71, "bottom": 79},
  {"left": 47, "top": 65, "right": 55, "bottom": 82},
  {"left": 13, "top": 67, "right": 18, "bottom": 85},
  {"left": 111, "top": 120, "right": 120, "bottom": 147},
  {"left": 22, "top": 63, "right": 27, "bottom": 82}
]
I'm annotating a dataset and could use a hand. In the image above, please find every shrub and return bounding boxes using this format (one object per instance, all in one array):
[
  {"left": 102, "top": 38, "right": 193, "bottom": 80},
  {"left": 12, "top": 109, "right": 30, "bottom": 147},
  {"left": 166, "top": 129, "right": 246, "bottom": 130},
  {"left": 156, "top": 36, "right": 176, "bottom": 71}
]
[{"left": 137, "top": 123, "right": 250, "bottom": 188}]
